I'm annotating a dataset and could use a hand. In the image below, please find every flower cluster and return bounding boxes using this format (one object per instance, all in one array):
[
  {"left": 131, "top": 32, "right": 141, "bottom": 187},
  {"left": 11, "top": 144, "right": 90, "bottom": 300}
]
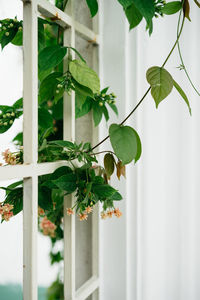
[
  {"left": 1, "top": 148, "right": 22, "bottom": 165},
  {"left": 101, "top": 208, "right": 122, "bottom": 220},
  {"left": 67, "top": 205, "right": 93, "bottom": 221},
  {"left": 40, "top": 216, "right": 57, "bottom": 237},
  {"left": 0, "top": 111, "right": 16, "bottom": 127},
  {"left": 95, "top": 90, "right": 116, "bottom": 107},
  {"left": 0, "top": 17, "right": 22, "bottom": 39},
  {"left": 0, "top": 203, "right": 14, "bottom": 221}
]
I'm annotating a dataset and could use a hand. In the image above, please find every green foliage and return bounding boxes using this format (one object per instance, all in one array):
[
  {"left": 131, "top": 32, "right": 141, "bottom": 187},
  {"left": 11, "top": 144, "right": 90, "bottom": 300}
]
[
  {"left": 38, "top": 45, "right": 67, "bottom": 71},
  {"left": 86, "top": 0, "right": 98, "bottom": 17},
  {"left": 75, "top": 88, "right": 118, "bottom": 126},
  {"left": 69, "top": 59, "right": 100, "bottom": 94},
  {"left": 161, "top": 1, "right": 182, "bottom": 15},
  {"left": 0, "top": 18, "right": 22, "bottom": 49},
  {"left": 125, "top": 3, "right": 143, "bottom": 30},
  {"left": 146, "top": 66, "right": 174, "bottom": 107},
  {"left": 173, "top": 79, "right": 191, "bottom": 115},
  {"left": 109, "top": 124, "right": 142, "bottom": 165},
  {"left": 47, "top": 279, "right": 64, "bottom": 300}
]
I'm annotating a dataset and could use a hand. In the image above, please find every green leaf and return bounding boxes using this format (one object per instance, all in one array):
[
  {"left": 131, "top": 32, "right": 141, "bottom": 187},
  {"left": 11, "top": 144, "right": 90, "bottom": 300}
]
[
  {"left": 93, "top": 184, "right": 117, "bottom": 199},
  {"left": 161, "top": 1, "right": 182, "bottom": 15},
  {"left": 108, "top": 102, "right": 118, "bottom": 115},
  {"left": 92, "top": 101, "right": 103, "bottom": 126},
  {"left": 109, "top": 124, "right": 140, "bottom": 165},
  {"left": 4, "top": 188, "right": 23, "bottom": 216},
  {"left": 125, "top": 3, "right": 143, "bottom": 29},
  {"left": 104, "top": 153, "right": 115, "bottom": 177},
  {"left": 76, "top": 97, "right": 92, "bottom": 118},
  {"left": 1, "top": 28, "right": 18, "bottom": 49},
  {"left": 86, "top": 0, "right": 98, "bottom": 17},
  {"left": 102, "top": 105, "right": 109, "bottom": 121},
  {"left": 49, "top": 140, "right": 75, "bottom": 149},
  {"left": 38, "top": 107, "right": 53, "bottom": 128},
  {"left": 13, "top": 97, "right": 23, "bottom": 109},
  {"left": 11, "top": 29, "right": 22, "bottom": 46},
  {"left": 38, "top": 186, "right": 53, "bottom": 211},
  {"left": 173, "top": 79, "right": 191, "bottom": 115},
  {"left": 39, "top": 72, "right": 62, "bottom": 103},
  {"left": 38, "top": 45, "right": 67, "bottom": 71},
  {"left": 108, "top": 191, "right": 123, "bottom": 201},
  {"left": 133, "top": 0, "right": 155, "bottom": 29},
  {"left": 69, "top": 59, "right": 100, "bottom": 94},
  {"left": 146, "top": 66, "right": 174, "bottom": 107},
  {"left": 68, "top": 47, "right": 86, "bottom": 63},
  {"left": 117, "top": 0, "right": 133, "bottom": 9},
  {"left": 52, "top": 174, "right": 77, "bottom": 193},
  {"left": 74, "top": 80, "right": 94, "bottom": 108}
]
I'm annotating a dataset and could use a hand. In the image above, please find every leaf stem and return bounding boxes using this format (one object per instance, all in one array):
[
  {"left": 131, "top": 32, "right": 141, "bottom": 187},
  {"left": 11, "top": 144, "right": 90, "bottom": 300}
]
[{"left": 90, "top": 13, "right": 185, "bottom": 153}]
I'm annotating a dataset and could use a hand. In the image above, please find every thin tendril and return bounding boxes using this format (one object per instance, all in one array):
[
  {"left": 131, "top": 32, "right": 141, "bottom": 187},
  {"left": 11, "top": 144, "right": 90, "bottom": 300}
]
[{"left": 177, "top": 12, "right": 200, "bottom": 96}]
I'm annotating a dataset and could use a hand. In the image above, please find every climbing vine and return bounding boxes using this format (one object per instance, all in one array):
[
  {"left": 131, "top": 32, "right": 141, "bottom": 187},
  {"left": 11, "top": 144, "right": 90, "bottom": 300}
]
[{"left": 0, "top": 0, "right": 199, "bottom": 298}]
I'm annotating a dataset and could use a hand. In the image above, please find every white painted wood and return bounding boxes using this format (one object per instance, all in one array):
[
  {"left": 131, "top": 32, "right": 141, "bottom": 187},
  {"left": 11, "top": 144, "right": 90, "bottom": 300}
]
[
  {"left": 23, "top": 176, "right": 38, "bottom": 300},
  {"left": 63, "top": 2, "right": 76, "bottom": 299},
  {"left": 92, "top": 12, "right": 99, "bottom": 300},
  {"left": 38, "top": 0, "right": 99, "bottom": 44},
  {"left": 23, "top": 0, "right": 38, "bottom": 299},
  {"left": 0, "top": 161, "right": 75, "bottom": 180},
  {"left": 75, "top": 276, "right": 99, "bottom": 300}
]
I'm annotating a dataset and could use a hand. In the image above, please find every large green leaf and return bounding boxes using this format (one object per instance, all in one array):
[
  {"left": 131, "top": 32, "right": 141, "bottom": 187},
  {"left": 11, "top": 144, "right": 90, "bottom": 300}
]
[
  {"left": 93, "top": 184, "right": 117, "bottom": 199},
  {"left": 173, "top": 79, "right": 191, "bottom": 115},
  {"left": 133, "top": 0, "right": 155, "bottom": 30},
  {"left": 146, "top": 66, "right": 174, "bottom": 107},
  {"left": 38, "top": 45, "right": 67, "bottom": 71},
  {"left": 69, "top": 59, "right": 100, "bottom": 94},
  {"left": 125, "top": 3, "right": 143, "bottom": 29},
  {"left": 39, "top": 72, "right": 62, "bottom": 103},
  {"left": 52, "top": 174, "right": 77, "bottom": 193},
  {"left": 86, "top": 0, "right": 98, "bottom": 17},
  {"left": 38, "top": 107, "right": 53, "bottom": 128},
  {"left": 92, "top": 101, "right": 103, "bottom": 126},
  {"left": 109, "top": 124, "right": 141, "bottom": 165},
  {"left": 117, "top": 0, "right": 133, "bottom": 9},
  {"left": 161, "top": 1, "right": 182, "bottom": 15},
  {"left": 76, "top": 97, "right": 92, "bottom": 119},
  {"left": 73, "top": 80, "right": 94, "bottom": 108}
]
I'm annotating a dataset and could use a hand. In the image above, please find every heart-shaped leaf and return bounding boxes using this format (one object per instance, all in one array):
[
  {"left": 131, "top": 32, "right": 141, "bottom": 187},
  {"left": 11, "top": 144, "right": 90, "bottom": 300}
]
[
  {"left": 146, "top": 66, "right": 174, "bottom": 107},
  {"left": 109, "top": 123, "right": 142, "bottom": 165}
]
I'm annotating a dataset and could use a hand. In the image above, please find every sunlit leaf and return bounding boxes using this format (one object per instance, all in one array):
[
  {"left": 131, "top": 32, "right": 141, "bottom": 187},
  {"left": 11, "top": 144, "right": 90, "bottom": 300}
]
[
  {"left": 69, "top": 59, "right": 100, "bottom": 94},
  {"left": 146, "top": 66, "right": 174, "bottom": 107}
]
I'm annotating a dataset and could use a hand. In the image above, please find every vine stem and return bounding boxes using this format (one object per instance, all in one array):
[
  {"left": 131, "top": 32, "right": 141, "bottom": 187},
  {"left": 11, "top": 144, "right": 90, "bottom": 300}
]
[
  {"left": 177, "top": 13, "right": 200, "bottom": 96},
  {"left": 90, "top": 13, "right": 185, "bottom": 153}
]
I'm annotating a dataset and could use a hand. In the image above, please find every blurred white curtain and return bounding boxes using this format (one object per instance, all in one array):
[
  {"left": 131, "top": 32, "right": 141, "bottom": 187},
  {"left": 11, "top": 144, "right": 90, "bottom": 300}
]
[{"left": 100, "top": 1, "right": 200, "bottom": 300}]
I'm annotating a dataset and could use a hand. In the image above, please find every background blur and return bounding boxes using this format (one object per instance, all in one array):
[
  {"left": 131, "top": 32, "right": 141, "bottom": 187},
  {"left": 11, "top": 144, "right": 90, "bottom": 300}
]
[{"left": 1, "top": 0, "right": 200, "bottom": 300}]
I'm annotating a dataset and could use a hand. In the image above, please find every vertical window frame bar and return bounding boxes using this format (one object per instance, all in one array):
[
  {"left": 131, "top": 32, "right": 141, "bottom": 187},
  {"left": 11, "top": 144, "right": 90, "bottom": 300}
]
[{"left": 22, "top": 0, "right": 38, "bottom": 299}]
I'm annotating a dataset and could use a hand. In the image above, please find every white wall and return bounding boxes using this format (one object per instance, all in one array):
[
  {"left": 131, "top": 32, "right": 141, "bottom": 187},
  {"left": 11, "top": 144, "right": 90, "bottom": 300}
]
[{"left": 100, "top": 1, "right": 200, "bottom": 300}]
